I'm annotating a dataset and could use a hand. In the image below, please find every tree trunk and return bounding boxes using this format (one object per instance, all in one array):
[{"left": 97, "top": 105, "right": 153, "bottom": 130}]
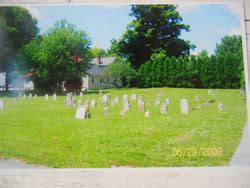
[{"left": 5, "top": 71, "right": 9, "bottom": 92}]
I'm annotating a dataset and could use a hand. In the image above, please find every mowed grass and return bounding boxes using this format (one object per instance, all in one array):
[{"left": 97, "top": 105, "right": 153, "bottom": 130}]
[{"left": 0, "top": 88, "right": 247, "bottom": 168}]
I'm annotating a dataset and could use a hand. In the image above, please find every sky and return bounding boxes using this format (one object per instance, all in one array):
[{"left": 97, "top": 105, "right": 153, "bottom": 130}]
[{"left": 23, "top": 3, "right": 243, "bottom": 55}]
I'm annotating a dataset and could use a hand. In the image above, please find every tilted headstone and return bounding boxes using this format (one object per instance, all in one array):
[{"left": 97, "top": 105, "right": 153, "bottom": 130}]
[
  {"left": 75, "top": 106, "right": 86, "bottom": 119},
  {"left": 91, "top": 99, "right": 96, "bottom": 107},
  {"left": 154, "top": 98, "right": 160, "bottom": 106},
  {"left": 131, "top": 94, "right": 137, "bottom": 100},
  {"left": 123, "top": 100, "right": 130, "bottom": 112},
  {"left": 66, "top": 93, "right": 73, "bottom": 107},
  {"left": 123, "top": 94, "right": 128, "bottom": 101},
  {"left": 180, "top": 99, "right": 188, "bottom": 114},
  {"left": 165, "top": 98, "right": 170, "bottom": 105},
  {"left": 120, "top": 110, "right": 126, "bottom": 116},
  {"left": 138, "top": 98, "right": 145, "bottom": 112},
  {"left": 217, "top": 102, "right": 224, "bottom": 110},
  {"left": 160, "top": 103, "right": 168, "bottom": 113},
  {"left": 29, "top": 93, "right": 32, "bottom": 99},
  {"left": 80, "top": 92, "right": 83, "bottom": 97},
  {"left": 52, "top": 93, "right": 56, "bottom": 101},
  {"left": 145, "top": 111, "right": 151, "bottom": 117},
  {"left": 104, "top": 107, "right": 109, "bottom": 115},
  {"left": 45, "top": 94, "right": 49, "bottom": 101},
  {"left": 195, "top": 95, "right": 199, "bottom": 101},
  {"left": 0, "top": 100, "right": 5, "bottom": 110}
]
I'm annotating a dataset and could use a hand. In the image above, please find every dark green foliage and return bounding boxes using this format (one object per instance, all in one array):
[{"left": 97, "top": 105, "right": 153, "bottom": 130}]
[{"left": 138, "top": 35, "right": 244, "bottom": 89}]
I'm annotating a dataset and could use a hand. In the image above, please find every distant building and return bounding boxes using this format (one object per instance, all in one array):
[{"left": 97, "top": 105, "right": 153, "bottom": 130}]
[{"left": 82, "top": 57, "right": 122, "bottom": 90}]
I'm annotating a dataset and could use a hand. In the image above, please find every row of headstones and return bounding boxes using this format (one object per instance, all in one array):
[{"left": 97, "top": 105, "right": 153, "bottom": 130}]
[{"left": 19, "top": 93, "right": 57, "bottom": 101}]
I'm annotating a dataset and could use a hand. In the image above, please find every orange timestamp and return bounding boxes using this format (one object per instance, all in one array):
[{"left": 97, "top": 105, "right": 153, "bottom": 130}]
[{"left": 172, "top": 147, "right": 223, "bottom": 157}]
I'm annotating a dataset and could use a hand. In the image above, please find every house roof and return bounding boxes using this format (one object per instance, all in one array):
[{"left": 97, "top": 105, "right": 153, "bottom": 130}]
[
  {"left": 87, "top": 57, "right": 116, "bottom": 76},
  {"left": 90, "top": 57, "right": 116, "bottom": 66}
]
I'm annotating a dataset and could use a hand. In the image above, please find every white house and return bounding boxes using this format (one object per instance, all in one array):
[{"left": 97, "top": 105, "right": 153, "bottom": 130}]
[{"left": 82, "top": 57, "right": 122, "bottom": 90}]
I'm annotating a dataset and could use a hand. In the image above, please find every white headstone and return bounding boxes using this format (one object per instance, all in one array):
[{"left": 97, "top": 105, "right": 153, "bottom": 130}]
[
  {"left": 91, "top": 99, "right": 96, "bottom": 107},
  {"left": 29, "top": 93, "right": 32, "bottom": 99},
  {"left": 131, "top": 94, "right": 137, "bottom": 100},
  {"left": 52, "top": 93, "right": 56, "bottom": 101},
  {"left": 66, "top": 93, "right": 73, "bottom": 106},
  {"left": 160, "top": 103, "right": 168, "bottom": 113},
  {"left": 180, "top": 99, "right": 188, "bottom": 114},
  {"left": 123, "top": 94, "right": 128, "bottom": 101},
  {"left": 18, "top": 92, "right": 22, "bottom": 99},
  {"left": 44, "top": 94, "right": 48, "bottom": 100},
  {"left": 208, "top": 90, "right": 212, "bottom": 95},
  {"left": 123, "top": 100, "right": 130, "bottom": 112},
  {"left": 138, "top": 98, "right": 145, "bottom": 112},
  {"left": 0, "top": 100, "right": 4, "bottom": 110},
  {"left": 145, "top": 111, "right": 151, "bottom": 117},
  {"left": 102, "top": 95, "right": 108, "bottom": 104},
  {"left": 165, "top": 98, "right": 170, "bottom": 105},
  {"left": 34, "top": 94, "right": 37, "bottom": 99},
  {"left": 104, "top": 107, "right": 109, "bottom": 115},
  {"left": 75, "top": 106, "right": 86, "bottom": 119},
  {"left": 218, "top": 102, "right": 224, "bottom": 110},
  {"left": 80, "top": 92, "right": 83, "bottom": 97},
  {"left": 114, "top": 96, "right": 119, "bottom": 104},
  {"left": 23, "top": 94, "right": 26, "bottom": 98}
]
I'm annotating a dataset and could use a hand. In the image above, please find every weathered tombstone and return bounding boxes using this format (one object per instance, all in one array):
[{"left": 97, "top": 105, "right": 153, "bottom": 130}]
[
  {"left": 131, "top": 94, "right": 137, "bottom": 100},
  {"left": 145, "top": 111, "right": 151, "bottom": 117},
  {"left": 52, "top": 93, "right": 56, "bottom": 101},
  {"left": 80, "top": 92, "right": 83, "bottom": 97},
  {"left": 114, "top": 96, "right": 119, "bottom": 104},
  {"left": 104, "top": 107, "right": 109, "bottom": 115},
  {"left": 180, "top": 99, "right": 188, "bottom": 114},
  {"left": 29, "top": 93, "right": 32, "bottom": 99},
  {"left": 45, "top": 94, "right": 49, "bottom": 101},
  {"left": 102, "top": 95, "right": 108, "bottom": 105},
  {"left": 218, "top": 102, "right": 224, "bottom": 110},
  {"left": 120, "top": 110, "right": 126, "bottom": 116},
  {"left": 165, "top": 98, "right": 170, "bottom": 105},
  {"left": 0, "top": 100, "right": 4, "bottom": 110},
  {"left": 208, "top": 90, "right": 212, "bottom": 95},
  {"left": 160, "top": 103, "right": 168, "bottom": 113},
  {"left": 123, "top": 100, "right": 130, "bottom": 112},
  {"left": 75, "top": 106, "right": 86, "bottom": 119},
  {"left": 154, "top": 98, "right": 160, "bottom": 106},
  {"left": 84, "top": 102, "right": 91, "bottom": 118},
  {"left": 18, "top": 92, "right": 22, "bottom": 99},
  {"left": 138, "top": 98, "right": 145, "bottom": 112},
  {"left": 91, "top": 99, "right": 96, "bottom": 107},
  {"left": 66, "top": 93, "right": 73, "bottom": 107},
  {"left": 123, "top": 94, "right": 128, "bottom": 101},
  {"left": 195, "top": 95, "right": 199, "bottom": 101},
  {"left": 34, "top": 94, "right": 37, "bottom": 99}
]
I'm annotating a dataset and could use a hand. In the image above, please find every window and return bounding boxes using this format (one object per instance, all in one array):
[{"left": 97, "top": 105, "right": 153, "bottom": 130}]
[{"left": 92, "top": 76, "right": 94, "bottom": 83}]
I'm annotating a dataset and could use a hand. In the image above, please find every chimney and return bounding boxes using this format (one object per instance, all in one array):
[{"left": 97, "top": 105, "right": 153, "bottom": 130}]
[{"left": 97, "top": 56, "right": 102, "bottom": 65}]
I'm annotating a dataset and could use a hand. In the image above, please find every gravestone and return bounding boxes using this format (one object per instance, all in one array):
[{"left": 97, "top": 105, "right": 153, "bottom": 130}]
[
  {"left": 120, "top": 110, "right": 126, "bottom": 116},
  {"left": 165, "top": 98, "right": 170, "bottom": 105},
  {"left": 0, "top": 100, "right": 4, "bottom": 110},
  {"left": 111, "top": 99, "right": 116, "bottom": 106},
  {"left": 160, "top": 103, "right": 168, "bottom": 113},
  {"left": 23, "top": 94, "right": 26, "bottom": 99},
  {"left": 52, "top": 93, "right": 56, "bottom": 101},
  {"left": 217, "top": 102, "right": 224, "bottom": 110},
  {"left": 104, "top": 107, "right": 109, "bottom": 115},
  {"left": 75, "top": 106, "right": 86, "bottom": 119},
  {"left": 208, "top": 90, "right": 212, "bottom": 95},
  {"left": 195, "top": 95, "right": 199, "bottom": 101},
  {"left": 138, "top": 98, "right": 145, "bottom": 112},
  {"left": 180, "top": 99, "right": 188, "bottom": 114},
  {"left": 102, "top": 95, "right": 108, "bottom": 104},
  {"left": 91, "top": 99, "right": 96, "bottom": 107},
  {"left": 84, "top": 102, "right": 91, "bottom": 118},
  {"left": 18, "top": 92, "right": 22, "bottom": 99},
  {"left": 123, "top": 100, "right": 130, "bottom": 112},
  {"left": 123, "top": 94, "right": 128, "bottom": 101},
  {"left": 66, "top": 93, "right": 73, "bottom": 107},
  {"left": 80, "top": 92, "right": 83, "bottom": 97},
  {"left": 34, "top": 94, "right": 37, "bottom": 99},
  {"left": 45, "top": 94, "right": 49, "bottom": 101},
  {"left": 131, "top": 94, "right": 137, "bottom": 100},
  {"left": 154, "top": 98, "right": 160, "bottom": 106},
  {"left": 145, "top": 111, "right": 151, "bottom": 117},
  {"left": 29, "top": 93, "right": 32, "bottom": 99},
  {"left": 114, "top": 96, "right": 119, "bottom": 104}
]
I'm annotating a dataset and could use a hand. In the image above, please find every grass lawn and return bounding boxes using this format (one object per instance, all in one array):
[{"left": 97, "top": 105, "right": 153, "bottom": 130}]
[{"left": 0, "top": 87, "right": 247, "bottom": 168}]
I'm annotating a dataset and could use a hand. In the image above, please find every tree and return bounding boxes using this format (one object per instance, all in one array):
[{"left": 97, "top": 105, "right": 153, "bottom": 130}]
[
  {"left": 104, "top": 58, "right": 137, "bottom": 88},
  {"left": 118, "top": 5, "right": 194, "bottom": 69},
  {"left": 90, "top": 47, "right": 107, "bottom": 57},
  {"left": 106, "top": 39, "right": 121, "bottom": 57},
  {"left": 19, "top": 20, "right": 92, "bottom": 92},
  {"left": 0, "top": 6, "right": 39, "bottom": 91}
]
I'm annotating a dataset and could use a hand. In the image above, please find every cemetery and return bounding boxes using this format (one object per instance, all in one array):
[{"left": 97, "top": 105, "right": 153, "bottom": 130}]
[{"left": 0, "top": 87, "right": 247, "bottom": 167}]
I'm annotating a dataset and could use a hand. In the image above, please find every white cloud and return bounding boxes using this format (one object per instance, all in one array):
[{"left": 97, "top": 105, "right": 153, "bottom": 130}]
[
  {"left": 220, "top": 2, "right": 243, "bottom": 19},
  {"left": 176, "top": 3, "right": 200, "bottom": 15},
  {"left": 227, "top": 26, "right": 243, "bottom": 36},
  {"left": 22, "top": 6, "right": 43, "bottom": 20}
]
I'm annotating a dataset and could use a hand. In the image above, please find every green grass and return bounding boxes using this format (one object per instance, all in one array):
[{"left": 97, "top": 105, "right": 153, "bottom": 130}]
[{"left": 0, "top": 88, "right": 247, "bottom": 167}]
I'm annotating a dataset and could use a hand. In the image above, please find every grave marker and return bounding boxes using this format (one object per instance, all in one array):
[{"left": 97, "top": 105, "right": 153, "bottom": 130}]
[
  {"left": 52, "top": 93, "right": 56, "bottom": 101},
  {"left": 123, "top": 100, "right": 130, "bottom": 112},
  {"left": 138, "top": 98, "right": 145, "bottom": 112},
  {"left": 218, "top": 102, "right": 224, "bottom": 110},
  {"left": 104, "top": 107, "right": 109, "bottom": 115},
  {"left": 160, "top": 103, "right": 168, "bottom": 113},
  {"left": 0, "top": 100, "right": 4, "bottom": 110},
  {"left": 145, "top": 111, "right": 151, "bottom": 117},
  {"left": 45, "top": 94, "right": 49, "bottom": 101},
  {"left": 180, "top": 99, "right": 188, "bottom": 114},
  {"left": 75, "top": 106, "right": 86, "bottom": 119}
]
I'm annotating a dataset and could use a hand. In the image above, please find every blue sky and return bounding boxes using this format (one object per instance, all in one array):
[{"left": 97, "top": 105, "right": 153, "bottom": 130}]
[{"left": 24, "top": 3, "right": 243, "bottom": 55}]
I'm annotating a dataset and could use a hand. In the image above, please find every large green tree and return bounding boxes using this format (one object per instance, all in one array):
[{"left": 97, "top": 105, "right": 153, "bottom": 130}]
[
  {"left": 118, "top": 5, "right": 194, "bottom": 68},
  {"left": 0, "top": 6, "right": 39, "bottom": 91},
  {"left": 19, "top": 20, "right": 92, "bottom": 92}
]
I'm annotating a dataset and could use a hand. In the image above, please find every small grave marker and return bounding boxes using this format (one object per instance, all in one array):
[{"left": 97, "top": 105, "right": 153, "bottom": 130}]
[
  {"left": 145, "top": 111, "right": 151, "bottom": 117},
  {"left": 218, "top": 102, "right": 224, "bottom": 110},
  {"left": 138, "top": 98, "right": 145, "bottom": 112},
  {"left": 75, "top": 106, "right": 86, "bottom": 119},
  {"left": 45, "top": 94, "right": 49, "bottom": 101},
  {"left": 52, "top": 93, "right": 56, "bottom": 101},
  {"left": 180, "top": 99, "right": 188, "bottom": 114},
  {"left": 160, "top": 103, "right": 168, "bottom": 113},
  {"left": 104, "top": 107, "right": 109, "bottom": 115}
]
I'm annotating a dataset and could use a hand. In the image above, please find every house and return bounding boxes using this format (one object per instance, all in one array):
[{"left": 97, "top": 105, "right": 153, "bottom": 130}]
[{"left": 82, "top": 57, "right": 122, "bottom": 90}]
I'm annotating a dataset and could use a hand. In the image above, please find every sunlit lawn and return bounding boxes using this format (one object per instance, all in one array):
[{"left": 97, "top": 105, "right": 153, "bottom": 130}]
[{"left": 0, "top": 87, "right": 247, "bottom": 167}]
